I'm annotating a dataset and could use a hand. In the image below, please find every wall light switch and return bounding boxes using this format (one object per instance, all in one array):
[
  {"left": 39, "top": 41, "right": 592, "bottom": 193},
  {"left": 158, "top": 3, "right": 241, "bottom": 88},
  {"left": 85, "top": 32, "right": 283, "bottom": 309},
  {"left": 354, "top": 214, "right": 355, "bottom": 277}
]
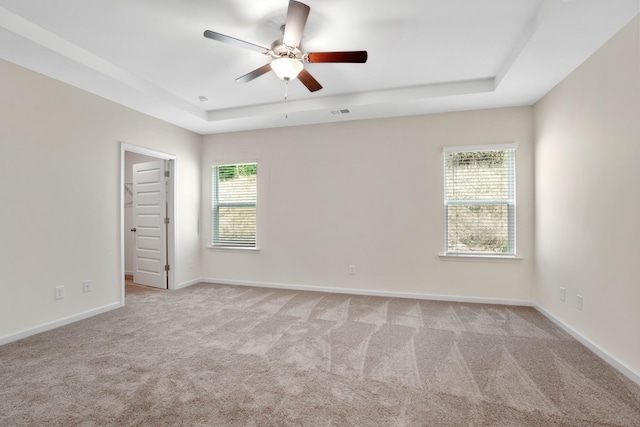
[
  {"left": 560, "top": 287, "right": 566, "bottom": 302},
  {"left": 576, "top": 295, "right": 583, "bottom": 311}
]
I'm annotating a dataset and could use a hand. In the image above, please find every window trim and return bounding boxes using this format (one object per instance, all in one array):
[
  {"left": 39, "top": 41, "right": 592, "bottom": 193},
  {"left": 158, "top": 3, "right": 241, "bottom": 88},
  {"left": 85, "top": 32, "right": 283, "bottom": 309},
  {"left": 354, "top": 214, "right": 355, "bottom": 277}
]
[
  {"left": 442, "top": 143, "right": 517, "bottom": 258},
  {"left": 211, "top": 162, "right": 258, "bottom": 249},
  {"left": 438, "top": 253, "right": 522, "bottom": 262}
]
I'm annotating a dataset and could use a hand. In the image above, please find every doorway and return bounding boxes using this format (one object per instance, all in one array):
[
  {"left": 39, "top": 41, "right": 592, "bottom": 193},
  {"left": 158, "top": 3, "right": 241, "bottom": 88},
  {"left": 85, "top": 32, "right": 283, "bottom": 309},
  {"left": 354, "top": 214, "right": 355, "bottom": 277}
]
[{"left": 120, "top": 143, "right": 176, "bottom": 303}]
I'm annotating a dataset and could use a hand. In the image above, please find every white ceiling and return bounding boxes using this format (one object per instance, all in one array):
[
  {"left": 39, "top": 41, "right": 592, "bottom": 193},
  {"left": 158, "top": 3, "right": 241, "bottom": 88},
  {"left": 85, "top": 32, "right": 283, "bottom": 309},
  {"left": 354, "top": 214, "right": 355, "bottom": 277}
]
[{"left": 1, "top": 0, "right": 637, "bottom": 135}]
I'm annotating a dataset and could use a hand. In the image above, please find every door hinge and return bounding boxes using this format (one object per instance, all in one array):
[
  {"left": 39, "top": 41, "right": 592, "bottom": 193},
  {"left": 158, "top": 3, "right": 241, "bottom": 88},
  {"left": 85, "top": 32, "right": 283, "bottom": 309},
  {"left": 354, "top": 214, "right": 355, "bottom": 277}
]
[
  {"left": 165, "top": 264, "right": 170, "bottom": 272},
  {"left": 164, "top": 171, "right": 170, "bottom": 178},
  {"left": 164, "top": 217, "right": 170, "bottom": 225}
]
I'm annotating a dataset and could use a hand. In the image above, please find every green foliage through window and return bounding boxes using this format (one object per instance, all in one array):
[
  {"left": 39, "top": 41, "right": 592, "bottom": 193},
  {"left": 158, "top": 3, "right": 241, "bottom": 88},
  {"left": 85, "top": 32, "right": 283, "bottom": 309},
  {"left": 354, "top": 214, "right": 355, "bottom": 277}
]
[
  {"left": 212, "top": 163, "right": 257, "bottom": 248},
  {"left": 444, "top": 148, "right": 515, "bottom": 255},
  {"left": 217, "top": 164, "right": 257, "bottom": 181},
  {"left": 446, "top": 151, "right": 506, "bottom": 168}
]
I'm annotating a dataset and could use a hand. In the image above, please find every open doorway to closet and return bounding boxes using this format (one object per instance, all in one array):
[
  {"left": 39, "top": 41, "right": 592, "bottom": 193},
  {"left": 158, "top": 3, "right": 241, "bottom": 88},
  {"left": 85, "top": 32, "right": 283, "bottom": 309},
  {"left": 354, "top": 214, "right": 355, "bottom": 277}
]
[{"left": 120, "top": 144, "right": 176, "bottom": 301}]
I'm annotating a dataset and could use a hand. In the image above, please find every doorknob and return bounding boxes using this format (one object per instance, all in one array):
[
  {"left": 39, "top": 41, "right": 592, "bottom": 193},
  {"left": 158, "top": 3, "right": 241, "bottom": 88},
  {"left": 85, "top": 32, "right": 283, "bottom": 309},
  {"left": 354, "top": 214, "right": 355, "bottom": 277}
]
[{"left": 130, "top": 227, "right": 137, "bottom": 232}]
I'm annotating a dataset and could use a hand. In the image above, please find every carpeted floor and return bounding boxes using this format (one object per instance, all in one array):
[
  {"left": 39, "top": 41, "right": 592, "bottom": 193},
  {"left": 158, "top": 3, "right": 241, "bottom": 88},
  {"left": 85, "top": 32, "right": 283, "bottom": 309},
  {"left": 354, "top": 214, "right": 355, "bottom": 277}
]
[{"left": 1, "top": 282, "right": 639, "bottom": 426}]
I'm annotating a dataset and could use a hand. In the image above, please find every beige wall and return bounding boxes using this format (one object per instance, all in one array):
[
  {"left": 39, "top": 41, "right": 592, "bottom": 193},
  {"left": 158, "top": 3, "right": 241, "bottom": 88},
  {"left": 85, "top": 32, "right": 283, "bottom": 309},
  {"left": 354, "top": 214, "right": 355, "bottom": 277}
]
[
  {"left": 201, "top": 107, "right": 535, "bottom": 302},
  {"left": 534, "top": 16, "right": 640, "bottom": 375},
  {"left": 0, "top": 59, "right": 201, "bottom": 339}
]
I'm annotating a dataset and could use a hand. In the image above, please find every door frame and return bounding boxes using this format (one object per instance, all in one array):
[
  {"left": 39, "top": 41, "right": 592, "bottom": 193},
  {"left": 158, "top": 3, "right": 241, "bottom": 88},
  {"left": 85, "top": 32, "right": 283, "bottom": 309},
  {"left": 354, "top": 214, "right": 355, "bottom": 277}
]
[{"left": 119, "top": 142, "right": 177, "bottom": 305}]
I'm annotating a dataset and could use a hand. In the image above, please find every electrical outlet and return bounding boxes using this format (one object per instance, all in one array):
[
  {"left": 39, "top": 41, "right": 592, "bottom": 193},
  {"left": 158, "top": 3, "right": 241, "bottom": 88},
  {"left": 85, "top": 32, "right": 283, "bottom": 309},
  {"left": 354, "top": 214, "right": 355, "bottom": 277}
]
[
  {"left": 576, "top": 295, "right": 583, "bottom": 311},
  {"left": 348, "top": 265, "right": 356, "bottom": 275},
  {"left": 83, "top": 280, "right": 92, "bottom": 293},
  {"left": 560, "top": 287, "right": 566, "bottom": 302},
  {"left": 54, "top": 286, "right": 65, "bottom": 300}
]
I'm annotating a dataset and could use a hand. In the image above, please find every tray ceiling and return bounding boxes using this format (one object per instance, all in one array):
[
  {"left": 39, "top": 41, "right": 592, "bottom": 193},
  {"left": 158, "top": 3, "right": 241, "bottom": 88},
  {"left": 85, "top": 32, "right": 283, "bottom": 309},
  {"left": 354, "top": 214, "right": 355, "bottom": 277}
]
[{"left": 1, "top": 0, "right": 637, "bottom": 134}]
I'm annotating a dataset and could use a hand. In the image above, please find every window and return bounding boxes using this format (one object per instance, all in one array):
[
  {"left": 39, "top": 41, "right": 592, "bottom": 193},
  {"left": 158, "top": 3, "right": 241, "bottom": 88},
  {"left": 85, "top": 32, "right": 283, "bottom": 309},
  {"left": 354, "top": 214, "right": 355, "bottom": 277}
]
[
  {"left": 443, "top": 145, "right": 515, "bottom": 256},
  {"left": 211, "top": 163, "right": 257, "bottom": 248}
]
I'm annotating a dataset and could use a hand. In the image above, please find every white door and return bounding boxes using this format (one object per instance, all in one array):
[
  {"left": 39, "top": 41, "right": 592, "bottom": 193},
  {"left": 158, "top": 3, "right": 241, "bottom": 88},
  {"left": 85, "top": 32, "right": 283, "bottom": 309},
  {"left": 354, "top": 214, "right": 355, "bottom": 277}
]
[{"left": 132, "top": 160, "right": 167, "bottom": 289}]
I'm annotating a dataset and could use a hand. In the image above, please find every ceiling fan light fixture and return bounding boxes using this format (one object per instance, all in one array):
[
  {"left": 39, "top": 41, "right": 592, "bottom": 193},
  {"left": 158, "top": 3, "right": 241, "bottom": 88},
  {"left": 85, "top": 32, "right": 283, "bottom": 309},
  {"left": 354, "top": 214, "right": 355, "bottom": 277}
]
[
  {"left": 271, "top": 57, "right": 303, "bottom": 81},
  {"left": 204, "top": 0, "right": 366, "bottom": 92}
]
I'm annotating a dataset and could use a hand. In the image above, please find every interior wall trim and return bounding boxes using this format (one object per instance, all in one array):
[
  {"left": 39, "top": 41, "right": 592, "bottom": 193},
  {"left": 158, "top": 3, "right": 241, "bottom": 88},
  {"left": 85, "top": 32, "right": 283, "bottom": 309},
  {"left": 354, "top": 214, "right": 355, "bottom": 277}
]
[
  {"left": 534, "top": 303, "right": 640, "bottom": 387},
  {"left": 177, "top": 278, "right": 206, "bottom": 289},
  {"left": 200, "top": 277, "right": 533, "bottom": 306},
  {"left": 0, "top": 302, "right": 120, "bottom": 347}
]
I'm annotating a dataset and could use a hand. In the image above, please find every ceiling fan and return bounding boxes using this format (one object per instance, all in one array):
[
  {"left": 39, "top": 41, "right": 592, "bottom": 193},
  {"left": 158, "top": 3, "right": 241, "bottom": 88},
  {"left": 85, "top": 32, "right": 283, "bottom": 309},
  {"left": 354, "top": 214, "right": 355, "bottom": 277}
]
[{"left": 203, "top": 0, "right": 368, "bottom": 92}]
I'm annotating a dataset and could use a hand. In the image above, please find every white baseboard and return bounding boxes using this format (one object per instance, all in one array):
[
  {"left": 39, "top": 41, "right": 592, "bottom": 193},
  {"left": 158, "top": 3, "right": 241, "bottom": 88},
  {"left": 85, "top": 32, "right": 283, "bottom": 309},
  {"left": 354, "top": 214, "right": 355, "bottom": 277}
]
[
  {"left": 534, "top": 303, "right": 640, "bottom": 387},
  {"left": 201, "top": 277, "right": 533, "bottom": 307},
  {"left": 0, "top": 302, "right": 121, "bottom": 346},
  {"left": 176, "top": 278, "right": 204, "bottom": 290}
]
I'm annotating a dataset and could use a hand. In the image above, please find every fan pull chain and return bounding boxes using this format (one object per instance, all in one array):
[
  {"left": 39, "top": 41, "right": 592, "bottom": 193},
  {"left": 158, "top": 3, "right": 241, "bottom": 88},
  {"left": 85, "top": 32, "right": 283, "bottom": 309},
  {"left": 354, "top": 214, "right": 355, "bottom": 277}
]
[{"left": 284, "top": 80, "right": 289, "bottom": 119}]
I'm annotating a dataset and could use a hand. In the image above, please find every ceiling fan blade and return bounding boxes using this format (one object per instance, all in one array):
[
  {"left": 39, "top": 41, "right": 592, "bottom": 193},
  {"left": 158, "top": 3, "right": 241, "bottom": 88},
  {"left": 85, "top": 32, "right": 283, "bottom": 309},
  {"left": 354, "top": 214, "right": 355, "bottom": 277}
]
[
  {"left": 282, "top": 0, "right": 310, "bottom": 49},
  {"left": 306, "top": 51, "right": 368, "bottom": 63},
  {"left": 204, "top": 30, "right": 269, "bottom": 54},
  {"left": 297, "top": 69, "right": 322, "bottom": 92},
  {"left": 236, "top": 64, "right": 273, "bottom": 83}
]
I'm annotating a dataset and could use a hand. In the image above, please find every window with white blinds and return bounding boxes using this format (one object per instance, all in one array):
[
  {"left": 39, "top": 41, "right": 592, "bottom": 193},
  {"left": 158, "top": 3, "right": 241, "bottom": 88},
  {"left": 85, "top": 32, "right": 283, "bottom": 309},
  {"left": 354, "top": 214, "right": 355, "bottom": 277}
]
[
  {"left": 211, "top": 163, "right": 257, "bottom": 248},
  {"left": 444, "top": 145, "right": 515, "bottom": 256}
]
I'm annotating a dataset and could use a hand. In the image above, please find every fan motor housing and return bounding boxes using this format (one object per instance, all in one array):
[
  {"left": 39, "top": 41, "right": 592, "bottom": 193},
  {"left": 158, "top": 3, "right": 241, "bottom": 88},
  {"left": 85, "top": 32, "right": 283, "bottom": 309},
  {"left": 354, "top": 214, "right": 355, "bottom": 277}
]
[{"left": 270, "top": 39, "right": 303, "bottom": 59}]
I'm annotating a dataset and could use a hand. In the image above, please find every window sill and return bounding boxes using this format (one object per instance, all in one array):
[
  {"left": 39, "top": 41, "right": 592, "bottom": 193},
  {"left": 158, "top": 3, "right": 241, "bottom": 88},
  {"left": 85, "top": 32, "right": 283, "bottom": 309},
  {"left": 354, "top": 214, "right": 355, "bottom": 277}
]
[
  {"left": 439, "top": 254, "right": 522, "bottom": 263},
  {"left": 207, "top": 246, "right": 261, "bottom": 253}
]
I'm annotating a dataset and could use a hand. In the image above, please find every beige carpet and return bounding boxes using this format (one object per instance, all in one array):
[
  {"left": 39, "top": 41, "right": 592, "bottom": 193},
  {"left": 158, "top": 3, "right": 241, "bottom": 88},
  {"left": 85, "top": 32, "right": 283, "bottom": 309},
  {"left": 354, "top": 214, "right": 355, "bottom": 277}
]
[{"left": 1, "top": 283, "right": 639, "bottom": 426}]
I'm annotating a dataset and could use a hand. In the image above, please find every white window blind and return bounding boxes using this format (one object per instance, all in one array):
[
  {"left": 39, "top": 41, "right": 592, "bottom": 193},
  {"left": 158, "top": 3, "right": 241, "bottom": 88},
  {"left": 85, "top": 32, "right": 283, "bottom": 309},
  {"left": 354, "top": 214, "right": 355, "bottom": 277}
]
[
  {"left": 444, "top": 147, "right": 515, "bottom": 255},
  {"left": 211, "top": 163, "right": 257, "bottom": 248}
]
